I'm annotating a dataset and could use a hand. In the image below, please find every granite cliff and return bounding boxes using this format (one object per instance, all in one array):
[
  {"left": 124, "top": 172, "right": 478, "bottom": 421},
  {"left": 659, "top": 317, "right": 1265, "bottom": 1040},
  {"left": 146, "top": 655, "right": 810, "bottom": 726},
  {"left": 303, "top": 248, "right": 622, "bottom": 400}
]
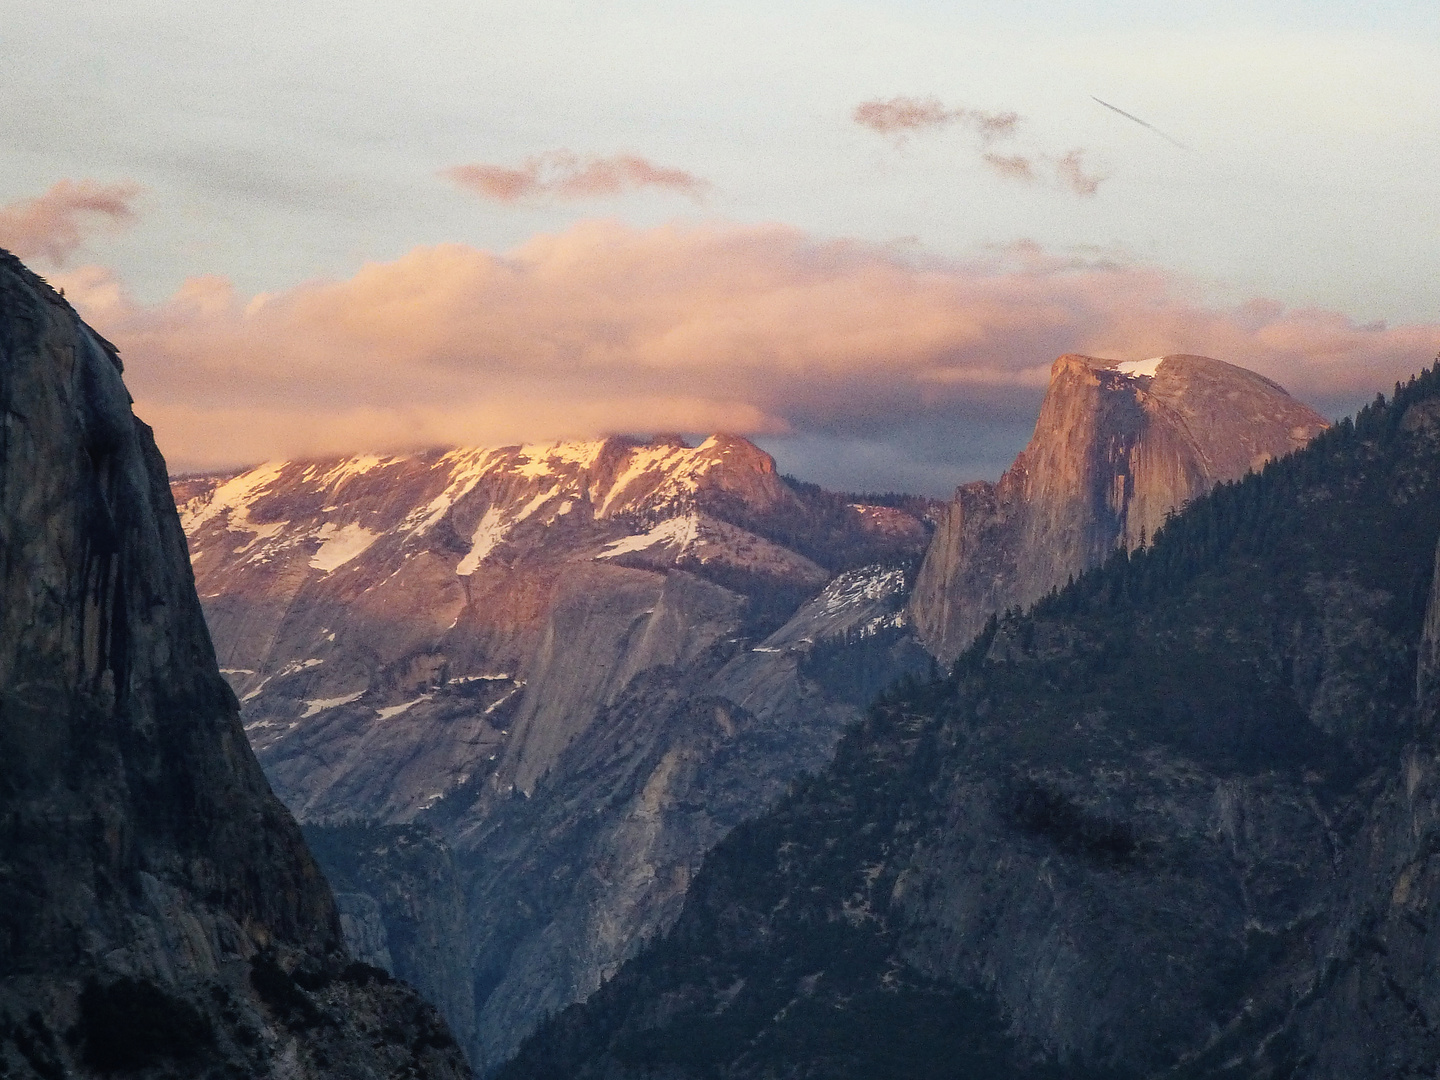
[
  {"left": 499, "top": 365, "right": 1440, "bottom": 1079},
  {"left": 910, "top": 353, "right": 1328, "bottom": 662},
  {"left": 0, "top": 249, "right": 469, "bottom": 1079},
  {"left": 175, "top": 437, "right": 936, "bottom": 1071}
]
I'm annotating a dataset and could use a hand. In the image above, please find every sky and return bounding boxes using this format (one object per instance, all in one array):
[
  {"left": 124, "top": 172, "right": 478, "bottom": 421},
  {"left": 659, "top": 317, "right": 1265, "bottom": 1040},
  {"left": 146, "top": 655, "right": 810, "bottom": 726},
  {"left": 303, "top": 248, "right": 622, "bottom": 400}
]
[{"left": 2, "top": 1, "right": 1439, "bottom": 493}]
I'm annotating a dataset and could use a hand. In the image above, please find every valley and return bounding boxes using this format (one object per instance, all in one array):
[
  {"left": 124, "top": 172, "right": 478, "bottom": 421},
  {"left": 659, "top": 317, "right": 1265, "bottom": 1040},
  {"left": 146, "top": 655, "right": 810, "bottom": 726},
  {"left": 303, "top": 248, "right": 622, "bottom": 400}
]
[{"left": 176, "top": 350, "right": 1327, "bottom": 1073}]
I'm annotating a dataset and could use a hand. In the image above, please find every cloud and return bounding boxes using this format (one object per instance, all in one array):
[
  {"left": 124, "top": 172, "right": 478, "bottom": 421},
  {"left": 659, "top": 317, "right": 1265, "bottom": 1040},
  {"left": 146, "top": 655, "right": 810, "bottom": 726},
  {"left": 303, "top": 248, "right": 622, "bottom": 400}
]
[
  {"left": 982, "top": 150, "right": 1104, "bottom": 197},
  {"left": 855, "top": 95, "right": 1104, "bottom": 198},
  {"left": 982, "top": 154, "right": 1038, "bottom": 183},
  {"left": 0, "top": 180, "right": 142, "bottom": 265},
  {"left": 444, "top": 153, "right": 709, "bottom": 204},
  {"left": 853, "top": 96, "right": 1019, "bottom": 143},
  {"left": 51, "top": 221, "right": 1440, "bottom": 488},
  {"left": 1053, "top": 150, "right": 1105, "bottom": 197}
]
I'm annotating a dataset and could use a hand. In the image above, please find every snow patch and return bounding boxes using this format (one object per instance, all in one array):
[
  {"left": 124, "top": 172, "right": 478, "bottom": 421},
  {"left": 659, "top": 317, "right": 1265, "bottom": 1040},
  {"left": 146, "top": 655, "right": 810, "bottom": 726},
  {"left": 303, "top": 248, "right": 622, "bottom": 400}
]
[
  {"left": 596, "top": 514, "right": 699, "bottom": 559},
  {"left": 310, "top": 522, "right": 380, "bottom": 572},
  {"left": 311, "top": 454, "right": 401, "bottom": 490},
  {"left": 515, "top": 440, "right": 608, "bottom": 478},
  {"left": 179, "top": 460, "right": 287, "bottom": 533},
  {"left": 815, "top": 566, "right": 908, "bottom": 615},
  {"left": 181, "top": 460, "right": 293, "bottom": 565},
  {"left": 1116, "top": 356, "right": 1166, "bottom": 379},
  {"left": 301, "top": 691, "right": 365, "bottom": 718},
  {"left": 484, "top": 686, "right": 524, "bottom": 715},
  {"left": 280, "top": 658, "right": 324, "bottom": 675},
  {"left": 401, "top": 448, "right": 501, "bottom": 535},
  {"left": 240, "top": 675, "right": 272, "bottom": 702},
  {"left": 513, "top": 486, "right": 559, "bottom": 524},
  {"left": 375, "top": 695, "right": 432, "bottom": 720},
  {"left": 598, "top": 445, "right": 703, "bottom": 517},
  {"left": 457, "top": 506, "right": 507, "bottom": 575}
]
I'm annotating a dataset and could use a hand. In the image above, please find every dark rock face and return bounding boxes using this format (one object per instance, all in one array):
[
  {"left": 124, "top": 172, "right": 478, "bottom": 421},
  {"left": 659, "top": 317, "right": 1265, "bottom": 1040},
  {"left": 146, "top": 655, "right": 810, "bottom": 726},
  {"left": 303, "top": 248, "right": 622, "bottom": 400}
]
[
  {"left": 304, "top": 822, "right": 476, "bottom": 1053},
  {"left": 0, "top": 250, "right": 469, "bottom": 1079},
  {"left": 910, "top": 353, "right": 1328, "bottom": 662},
  {"left": 496, "top": 368, "right": 1440, "bottom": 1079},
  {"left": 175, "top": 439, "right": 935, "bottom": 1071}
]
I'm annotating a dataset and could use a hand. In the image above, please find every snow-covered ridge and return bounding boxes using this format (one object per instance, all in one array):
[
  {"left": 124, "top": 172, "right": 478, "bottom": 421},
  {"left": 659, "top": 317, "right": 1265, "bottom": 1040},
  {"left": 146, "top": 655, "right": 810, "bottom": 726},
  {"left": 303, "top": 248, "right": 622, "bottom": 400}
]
[
  {"left": 401, "top": 436, "right": 749, "bottom": 542},
  {"left": 757, "top": 563, "right": 910, "bottom": 651},
  {"left": 813, "top": 565, "right": 908, "bottom": 614},
  {"left": 593, "top": 512, "right": 828, "bottom": 585},
  {"left": 178, "top": 435, "right": 781, "bottom": 579},
  {"left": 178, "top": 459, "right": 287, "bottom": 535}
]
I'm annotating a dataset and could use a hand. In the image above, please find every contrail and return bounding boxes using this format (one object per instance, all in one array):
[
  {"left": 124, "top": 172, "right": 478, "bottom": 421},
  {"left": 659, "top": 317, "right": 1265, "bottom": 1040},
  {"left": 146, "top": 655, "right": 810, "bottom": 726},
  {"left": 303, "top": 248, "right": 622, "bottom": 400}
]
[{"left": 1091, "top": 97, "right": 1187, "bottom": 149}]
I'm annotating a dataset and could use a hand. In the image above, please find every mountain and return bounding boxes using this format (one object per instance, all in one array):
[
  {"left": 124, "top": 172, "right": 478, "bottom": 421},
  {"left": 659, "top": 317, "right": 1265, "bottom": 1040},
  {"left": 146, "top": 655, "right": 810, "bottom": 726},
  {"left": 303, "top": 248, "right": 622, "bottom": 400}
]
[
  {"left": 175, "top": 435, "right": 936, "bottom": 1070},
  {"left": 910, "top": 353, "right": 1328, "bottom": 662},
  {"left": 0, "top": 249, "right": 468, "bottom": 1078},
  {"left": 497, "top": 366, "right": 1440, "bottom": 1079}
]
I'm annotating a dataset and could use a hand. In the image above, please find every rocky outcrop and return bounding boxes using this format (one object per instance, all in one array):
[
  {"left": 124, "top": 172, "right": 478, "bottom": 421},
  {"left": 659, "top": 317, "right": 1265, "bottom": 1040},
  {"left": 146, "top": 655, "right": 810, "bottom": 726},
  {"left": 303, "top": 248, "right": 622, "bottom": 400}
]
[
  {"left": 495, "top": 365, "right": 1440, "bottom": 1080},
  {"left": 910, "top": 353, "right": 1328, "bottom": 662},
  {"left": 0, "top": 249, "right": 468, "bottom": 1079},
  {"left": 305, "top": 823, "right": 477, "bottom": 1055},
  {"left": 176, "top": 438, "right": 935, "bottom": 1071}
]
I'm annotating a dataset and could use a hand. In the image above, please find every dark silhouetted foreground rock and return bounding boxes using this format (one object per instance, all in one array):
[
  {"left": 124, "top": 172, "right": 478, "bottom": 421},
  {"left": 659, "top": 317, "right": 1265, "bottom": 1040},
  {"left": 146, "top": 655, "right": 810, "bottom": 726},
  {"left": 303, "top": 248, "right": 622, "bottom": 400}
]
[{"left": 0, "top": 249, "right": 470, "bottom": 1079}]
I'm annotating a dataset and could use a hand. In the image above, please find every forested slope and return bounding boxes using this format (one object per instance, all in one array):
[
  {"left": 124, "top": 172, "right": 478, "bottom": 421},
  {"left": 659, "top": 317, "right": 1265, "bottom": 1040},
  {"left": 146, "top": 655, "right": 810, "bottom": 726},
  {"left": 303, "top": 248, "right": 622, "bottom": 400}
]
[{"left": 500, "top": 365, "right": 1440, "bottom": 1079}]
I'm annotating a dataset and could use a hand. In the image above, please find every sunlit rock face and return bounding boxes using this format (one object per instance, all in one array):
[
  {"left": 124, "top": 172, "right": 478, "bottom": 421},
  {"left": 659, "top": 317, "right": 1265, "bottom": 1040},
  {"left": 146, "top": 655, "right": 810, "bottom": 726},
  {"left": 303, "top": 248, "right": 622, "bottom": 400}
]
[
  {"left": 0, "top": 248, "right": 468, "bottom": 1079},
  {"left": 910, "top": 353, "right": 1328, "bottom": 662},
  {"left": 176, "top": 433, "right": 935, "bottom": 1071}
]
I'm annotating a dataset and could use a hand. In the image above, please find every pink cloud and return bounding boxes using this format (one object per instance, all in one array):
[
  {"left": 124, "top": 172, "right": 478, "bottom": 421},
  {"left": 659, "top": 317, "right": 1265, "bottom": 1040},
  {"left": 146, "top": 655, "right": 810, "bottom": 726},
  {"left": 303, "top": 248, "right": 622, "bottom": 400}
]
[
  {"left": 853, "top": 96, "right": 954, "bottom": 135},
  {"left": 0, "top": 180, "right": 142, "bottom": 265},
  {"left": 982, "top": 151, "right": 1103, "bottom": 197},
  {"left": 445, "top": 164, "right": 540, "bottom": 202},
  {"left": 1055, "top": 150, "right": 1104, "bottom": 197},
  {"left": 856, "top": 95, "right": 1104, "bottom": 197},
  {"left": 444, "top": 152, "right": 709, "bottom": 204},
  {"left": 983, "top": 154, "right": 1037, "bottom": 183},
  {"left": 853, "top": 96, "right": 1019, "bottom": 143},
  {"left": 972, "top": 111, "right": 1021, "bottom": 142},
  {"left": 50, "top": 221, "right": 1440, "bottom": 473}
]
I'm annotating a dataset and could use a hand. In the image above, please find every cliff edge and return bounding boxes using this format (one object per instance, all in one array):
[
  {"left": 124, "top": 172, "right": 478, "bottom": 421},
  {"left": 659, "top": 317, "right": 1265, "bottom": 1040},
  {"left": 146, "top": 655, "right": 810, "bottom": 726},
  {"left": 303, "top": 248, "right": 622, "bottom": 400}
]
[{"left": 0, "top": 249, "right": 469, "bottom": 1079}]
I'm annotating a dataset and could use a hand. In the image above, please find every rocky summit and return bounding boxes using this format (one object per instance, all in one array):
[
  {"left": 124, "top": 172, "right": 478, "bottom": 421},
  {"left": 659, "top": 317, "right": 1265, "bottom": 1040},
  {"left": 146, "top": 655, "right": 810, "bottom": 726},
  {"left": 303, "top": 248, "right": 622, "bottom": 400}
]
[
  {"left": 0, "top": 249, "right": 469, "bottom": 1080},
  {"left": 176, "top": 434, "right": 936, "bottom": 1071},
  {"left": 909, "top": 353, "right": 1328, "bottom": 662}
]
